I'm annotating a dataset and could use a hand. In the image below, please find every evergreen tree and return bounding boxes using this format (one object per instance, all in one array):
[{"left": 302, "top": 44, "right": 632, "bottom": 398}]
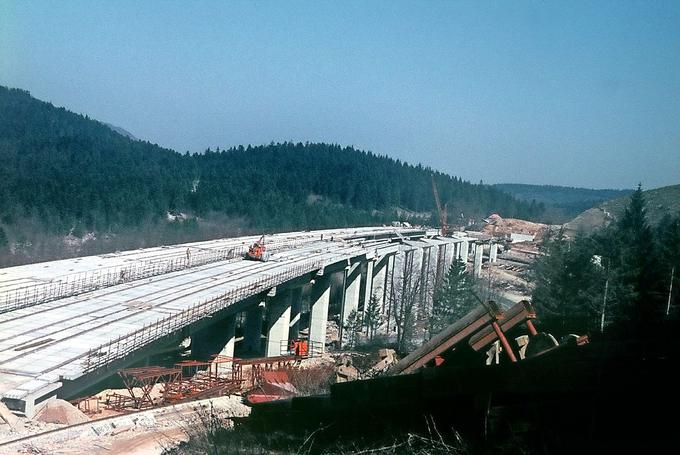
[
  {"left": 532, "top": 231, "right": 605, "bottom": 333},
  {"left": 603, "top": 185, "right": 660, "bottom": 326},
  {"left": 656, "top": 214, "right": 680, "bottom": 316},
  {"left": 364, "top": 294, "right": 382, "bottom": 341},
  {"left": 429, "top": 259, "right": 478, "bottom": 336},
  {"left": 343, "top": 309, "right": 363, "bottom": 349}
]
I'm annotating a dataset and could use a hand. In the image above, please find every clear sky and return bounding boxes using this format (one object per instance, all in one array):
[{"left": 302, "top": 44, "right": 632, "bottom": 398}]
[{"left": 1, "top": 1, "right": 678, "bottom": 189}]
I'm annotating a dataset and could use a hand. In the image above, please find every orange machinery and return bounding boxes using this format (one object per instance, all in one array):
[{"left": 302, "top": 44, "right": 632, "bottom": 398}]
[{"left": 245, "top": 235, "right": 270, "bottom": 261}]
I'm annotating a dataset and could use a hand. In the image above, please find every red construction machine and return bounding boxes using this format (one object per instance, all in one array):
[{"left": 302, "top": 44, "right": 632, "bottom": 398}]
[{"left": 245, "top": 235, "right": 270, "bottom": 262}]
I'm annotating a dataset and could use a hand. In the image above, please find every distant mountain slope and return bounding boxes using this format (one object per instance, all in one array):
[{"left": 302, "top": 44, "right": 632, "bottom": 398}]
[
  {"left": 494, "top": 183, "right": 632, "bottom": 223},
  {"left": 0, "top": 85, "right": 543, "bottom": 264},
  {"left": 564, "top": 184, "right": 680, "bottom": 234}
]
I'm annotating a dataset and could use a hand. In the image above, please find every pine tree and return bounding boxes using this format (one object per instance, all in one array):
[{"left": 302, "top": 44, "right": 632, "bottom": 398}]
[
  {"left": 429, "top": 258, "right": 478, "bottom": 336},
  {"left": 343, "top": 309, "right": 363, "bottom": 348},
  {"left": 532, "top": 231, "right": 605, "bottom": 333},
  {"left": 606, "top": 185, "right": 660, "bottom": 326},
  {"left": 364, "top": 294, "right": 382, "bottom": 341},
  {"left": 657, "top": 214, "right": 680, "bottom": 316}
]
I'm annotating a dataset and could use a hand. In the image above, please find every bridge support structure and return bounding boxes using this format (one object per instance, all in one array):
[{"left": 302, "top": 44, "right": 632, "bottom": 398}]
[
  {"left": 308, "top": 274, "right": 331, "bottom": 353},
  {"left": 265, "top": 289, "right": 292, "bottom": 357},
  {"left": 243, "top": 304, "right": 264, "bottom": 354},
  {"left": 474, "top": 243, "right": 484, "bottom": 278},
  {"left": 459, "top": 240, "right": 470, "bottom": 262},
  {"left": 490, "top": 243, "right": 498, "bottom": 263},
  {"left": 288, "top": 287, "right": 303, "bottom": 342}
]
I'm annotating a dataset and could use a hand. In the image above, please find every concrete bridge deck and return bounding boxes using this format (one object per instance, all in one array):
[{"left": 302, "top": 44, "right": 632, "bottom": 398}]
[{"left": 0, "top": 226, "right": 481, "bottom": 417}]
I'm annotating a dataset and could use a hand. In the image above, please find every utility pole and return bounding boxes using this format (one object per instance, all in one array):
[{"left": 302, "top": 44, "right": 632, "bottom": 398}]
[
  {"left": 666, "top": 266, "right": 675, "bottom": 316},
  {"left": 600, "top": 259, "right": 610, "bottom": 333}
]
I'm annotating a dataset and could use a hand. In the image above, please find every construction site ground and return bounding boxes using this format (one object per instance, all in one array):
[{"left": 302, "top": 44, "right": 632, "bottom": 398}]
[
  {"left": 0, "top": 395, "right": 249, "bottom": 455},
  {"left": 0, "top": 352, "right": 340, "bottom": 454}
]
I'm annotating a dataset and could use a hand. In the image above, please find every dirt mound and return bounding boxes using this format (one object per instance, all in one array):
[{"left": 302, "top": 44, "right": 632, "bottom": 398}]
[
  {"left": 35, "top": 399, "right": 90, "bottom": 425},
  {"left": 482, "top": 214, "right": 551, "bottom": 240}
]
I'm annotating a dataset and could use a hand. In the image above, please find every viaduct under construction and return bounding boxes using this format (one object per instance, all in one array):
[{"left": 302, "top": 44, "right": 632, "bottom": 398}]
[{"left": 0, "top": 226, "right": 498, "bottom": 417}]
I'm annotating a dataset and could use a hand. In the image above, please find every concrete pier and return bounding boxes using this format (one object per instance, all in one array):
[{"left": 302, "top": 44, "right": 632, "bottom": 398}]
[
  {"left": 342, "top": 263, "right": 362, "bottom": 324},
  {"left": 362, "top": 260, "right": 374, "bottom": 313},
  {"left": 474, "top": 243, "right": 484, "bottom": 278},
  {"left": 459, "top": 240, "right": 469, "bottom": 262},
  {"left": 308, "top": 275, "right": 331, "bottom": 352},
  {"left": 217, "top": 315, "right": 236, "bottom": 358},
  {"left": 288, "top": 287, "right": 303, "bottom": 341},
  {"left": 372, "top": 256, "right": 389, "bottom": 311},
  {"left": 490, "top": 243, "right": 498, "bottom": 263},
  {"left": 243, "top": 304, "right": 263, "bottom": 353},
  {"left": 265, "top": 291, "right": 292, "bottom": 357}
]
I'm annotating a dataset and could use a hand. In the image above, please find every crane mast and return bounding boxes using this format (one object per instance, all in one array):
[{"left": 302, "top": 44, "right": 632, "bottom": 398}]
[{"left": 431, "top": 175, "right": 451, "bottom": 236}]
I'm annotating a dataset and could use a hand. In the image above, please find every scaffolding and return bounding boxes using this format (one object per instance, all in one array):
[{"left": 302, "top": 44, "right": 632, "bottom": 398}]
[
  {"left": 164, "top": 357, "right": 242, "bottom": 403},
  {"left": 108, "top": 366, "right": 182, "bottom": 410}
]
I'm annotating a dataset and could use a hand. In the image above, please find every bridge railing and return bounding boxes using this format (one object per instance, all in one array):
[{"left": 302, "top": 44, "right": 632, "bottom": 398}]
[
  {"left": 0, "top": 245, "right": 250, "bottom": 315},
  {"left": 80, "top": 258, "right": 326, "bottom": 375}
]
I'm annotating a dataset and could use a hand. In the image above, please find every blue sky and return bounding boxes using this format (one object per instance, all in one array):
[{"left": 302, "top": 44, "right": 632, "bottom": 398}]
[{"left": 1, "top": 1, "right": 678, "bottom": 189}]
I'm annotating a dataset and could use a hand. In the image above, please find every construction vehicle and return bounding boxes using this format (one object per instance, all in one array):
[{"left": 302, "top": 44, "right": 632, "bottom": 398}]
[
  {"left": 431, "top": 175, "right": 452, "bottom": 236},
  {"left": 245, "top": 235, "right": 270, "bottom": 262}
]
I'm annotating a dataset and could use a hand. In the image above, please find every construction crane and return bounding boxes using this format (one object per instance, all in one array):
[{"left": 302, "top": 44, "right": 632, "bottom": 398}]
[
  {"left": 431, "top": 175, "right": 451, "bottom": 236},
  {"left": 245, "top": 235, "right": 270, "bottom": 262}
]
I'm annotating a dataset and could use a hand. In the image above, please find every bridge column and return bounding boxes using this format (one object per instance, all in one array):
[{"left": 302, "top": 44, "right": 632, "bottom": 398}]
[
  {"left": 362, "top": 260, "right": 375, "bottom": 313},
  {"left": 419, "top": 246, "right": 431, "bottom": 310},
  {"left": 218, "top": 315, "right": 236, "bottom": 358},
  {"left": 216, "top": 315, "right": 236, "bottom": 374},
  {"left": 309, "top": 275, "right": 331, "bottom": 353},
  {"left": 372, "top": 256, "right": 389, "bottom": 312},
  {"left": 243, "top": 304, "right": 263, "bottom": 354},
  {"left": 435, "top": 244, "right": 446, "bottom": 287},
  {"left": 266, "top": 290, "right": 292, "bottom": 357},
  {"left": 474, "top": 243, "right": 484, "bottom": 278},
  {"left": 459, "top": 240, "right": 469, "bottom": 262},
  {"left": 339, "top": 263, "right": 362, "bottom": 347},
  {"left": 490, "top": 243, "right": 498, "bottom": 263},
  {"left": 341, "top": 263, "right": 362, "bottom": 323},
  {"left": 288, "top": 287, "right": 303, "bottom": 342},
  {"left": 384, "top": 254, "right": 396, "bottom": 314}
]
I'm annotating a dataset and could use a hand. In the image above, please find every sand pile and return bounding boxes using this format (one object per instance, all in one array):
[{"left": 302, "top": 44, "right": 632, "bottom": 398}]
[{"left": 35, "top": 399, "right": 90, "bottom": 425}]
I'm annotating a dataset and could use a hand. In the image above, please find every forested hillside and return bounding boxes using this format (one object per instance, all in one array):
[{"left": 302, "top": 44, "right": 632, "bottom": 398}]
[
  {"left": 494, "top": 183, "right": 632, "bottom": 223},
  {"left": 564, "top": 184, "right": 680, "bottom": 234},
  {"left": 0, "top": 86, "right": 543, "bottom": 265}
]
